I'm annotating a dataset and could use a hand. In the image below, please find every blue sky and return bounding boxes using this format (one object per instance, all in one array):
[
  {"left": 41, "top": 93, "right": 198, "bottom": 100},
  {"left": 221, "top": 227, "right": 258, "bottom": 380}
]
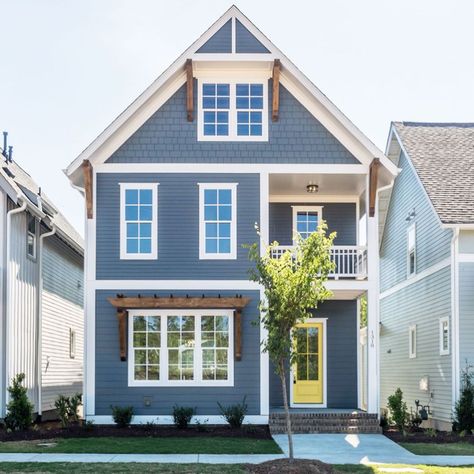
[{"left": 1, "top": 0, "right": 473, "bottom": 234}]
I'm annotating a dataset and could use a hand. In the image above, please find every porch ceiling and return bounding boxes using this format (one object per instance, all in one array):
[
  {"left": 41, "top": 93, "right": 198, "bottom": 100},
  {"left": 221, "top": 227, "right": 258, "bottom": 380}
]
[{"left": 269, "top": 173, "right": 366, "bottom": 198}]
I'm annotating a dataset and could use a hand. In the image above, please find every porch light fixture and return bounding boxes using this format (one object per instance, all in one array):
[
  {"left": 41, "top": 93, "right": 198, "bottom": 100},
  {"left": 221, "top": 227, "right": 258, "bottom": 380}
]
[{"left": 306, "top": 183, "right": 319, "bottom": 193}]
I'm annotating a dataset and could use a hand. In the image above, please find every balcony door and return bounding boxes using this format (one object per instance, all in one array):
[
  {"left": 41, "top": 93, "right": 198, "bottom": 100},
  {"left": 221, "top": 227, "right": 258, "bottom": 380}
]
[{"left": 292, "top": 321, "right": 325, "bottom": 405}]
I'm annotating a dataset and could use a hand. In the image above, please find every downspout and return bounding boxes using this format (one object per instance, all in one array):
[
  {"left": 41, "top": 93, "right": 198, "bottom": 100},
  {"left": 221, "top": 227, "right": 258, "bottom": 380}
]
[
  {"left": 5, "top": 198, "right": 27, "bottom": 414},
  {"left": 451, "top": 228, "right": 460, "bottom": 412},
  {"left": 36, "top": 224, "right": 57, "bottom": 419}
]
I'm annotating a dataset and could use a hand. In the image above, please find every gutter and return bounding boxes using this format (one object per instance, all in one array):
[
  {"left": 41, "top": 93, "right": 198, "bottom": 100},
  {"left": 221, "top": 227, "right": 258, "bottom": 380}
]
[
  {"left": 4, "top": 198, "right": 27, "bottom": 414},
  {"left": 36, "top": 223, "right": 57, "bottom": 418}
]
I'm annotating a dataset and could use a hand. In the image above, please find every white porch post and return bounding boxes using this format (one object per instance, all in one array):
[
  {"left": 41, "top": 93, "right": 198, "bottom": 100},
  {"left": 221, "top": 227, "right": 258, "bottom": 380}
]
[{"left": 366, "top": 179, "right": 380, "bottom": 415}]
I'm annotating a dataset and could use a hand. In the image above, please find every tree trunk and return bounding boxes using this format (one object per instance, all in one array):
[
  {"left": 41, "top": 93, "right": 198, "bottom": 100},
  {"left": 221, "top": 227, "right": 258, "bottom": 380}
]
[{"left": 279, "top": 358, "right": 294, "bottom": 460}]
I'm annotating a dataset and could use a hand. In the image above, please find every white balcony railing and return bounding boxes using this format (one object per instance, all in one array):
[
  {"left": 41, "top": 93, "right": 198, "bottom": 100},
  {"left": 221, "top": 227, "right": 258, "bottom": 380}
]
[{"left": 270, "top": 245, "right": 368, "bottom": 279}]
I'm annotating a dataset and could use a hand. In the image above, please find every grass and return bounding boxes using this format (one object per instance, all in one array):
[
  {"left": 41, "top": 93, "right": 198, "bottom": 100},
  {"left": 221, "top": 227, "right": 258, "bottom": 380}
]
[
  {"left": 0, "top": 436, "right": 282, "bottom": 454},
  {"left": 400, "top": 441, "right": 474, "bottom": 456}
]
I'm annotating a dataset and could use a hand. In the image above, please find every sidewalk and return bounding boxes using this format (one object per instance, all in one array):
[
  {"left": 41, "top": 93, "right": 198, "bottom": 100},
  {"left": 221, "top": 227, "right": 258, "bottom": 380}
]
[{"left": 1, "top": 434, "right": 474, "bottom": 466}]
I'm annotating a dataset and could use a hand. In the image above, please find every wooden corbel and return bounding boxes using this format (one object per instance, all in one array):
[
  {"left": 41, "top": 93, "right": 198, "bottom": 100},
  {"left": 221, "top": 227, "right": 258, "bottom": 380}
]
[
  {"left": 369, "top": 158, "right": 380, "bottom": 217},
  {"left": 186, "top": 59, "right": 194, "bottom": 122},
  {"left": 234, "top": 309, "right": 242, "bottom": 361},
  {"left": 116, "top": 309, "right": 128, "bottom": 361},
  {"left": 82, "top": 159, "right": 93, "bottom": 219},
  {"left": 272, "top": 59, "right": 281, "bottom": 122}
]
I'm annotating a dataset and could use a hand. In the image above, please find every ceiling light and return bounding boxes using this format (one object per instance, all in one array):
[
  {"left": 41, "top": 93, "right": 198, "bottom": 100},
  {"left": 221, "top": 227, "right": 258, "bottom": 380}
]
[{"left": 306, "top": 183, "right": 319, "bottom": 193}]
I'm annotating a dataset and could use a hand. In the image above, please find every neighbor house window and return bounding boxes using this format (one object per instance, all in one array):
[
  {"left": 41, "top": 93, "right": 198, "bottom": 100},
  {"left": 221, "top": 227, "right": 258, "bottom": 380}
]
[
  {"left": 198, "top": 81, "right": 268, "bottom": 141},
  {"left": 128, "top": 310, "right": 233, "bottom": 387},
  {"left": 439, "top": 317, "right": 450, "bottom": 356},
  {"left": 409, "top": 324, "right": 417, "bottom": 359},
  {"left": 199, "top": 183, "right": 237, "bottom": 259},
  {"left": 292, "top": 206, "right": 323, "bottom": 243},
  {"left": 407, "top": 224, "right": 416, "bottom": 277},
  {"left": 69, "top": 328, "right": 76, "bottom": 359},
  {"left": 120, "top": 183, "right": 158, "bottom": 259},
  {"left": 26, "top": 213, "right": 37, "bottom": 260}
]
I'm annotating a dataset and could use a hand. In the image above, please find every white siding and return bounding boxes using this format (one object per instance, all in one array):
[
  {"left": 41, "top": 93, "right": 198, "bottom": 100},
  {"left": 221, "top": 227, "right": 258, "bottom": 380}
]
[
  {"left": 0, "top": 191, "right": 6, "bottom": 415},
  {"left": 459, "top": 263, "right": 474, "bottom": 369},
  {"left": 41, "top": 237, "right": 83, "bottom": 412}
]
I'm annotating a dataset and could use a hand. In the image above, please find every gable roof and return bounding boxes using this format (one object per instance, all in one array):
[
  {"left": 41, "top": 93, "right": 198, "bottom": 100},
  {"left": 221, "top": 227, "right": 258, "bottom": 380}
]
[
  {"left": 65, "top": 5, "right": 398, "bottom": 186},
  {"left": 0, "top": 153, "right": 84, "bottom": 254},
  {"left": 392, "top": 122, "right": 474, "bottom": 226}
]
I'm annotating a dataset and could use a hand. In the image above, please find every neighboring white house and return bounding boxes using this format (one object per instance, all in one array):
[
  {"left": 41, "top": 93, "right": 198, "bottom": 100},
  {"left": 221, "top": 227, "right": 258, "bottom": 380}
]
[{"left": 0, "top": 139, "right": 84, "bottom": 420}]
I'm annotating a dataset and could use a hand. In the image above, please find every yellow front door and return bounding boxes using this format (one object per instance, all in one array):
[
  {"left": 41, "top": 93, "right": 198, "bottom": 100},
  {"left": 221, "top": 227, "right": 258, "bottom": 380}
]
[{"left": 293, "top": 322, "right": 323, "bottom": 404}]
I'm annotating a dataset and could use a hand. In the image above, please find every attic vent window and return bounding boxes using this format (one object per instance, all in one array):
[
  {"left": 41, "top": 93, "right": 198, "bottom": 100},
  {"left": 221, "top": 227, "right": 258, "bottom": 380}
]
[{"left": 198, "top": 80, "right": 268, "bottom": 142}]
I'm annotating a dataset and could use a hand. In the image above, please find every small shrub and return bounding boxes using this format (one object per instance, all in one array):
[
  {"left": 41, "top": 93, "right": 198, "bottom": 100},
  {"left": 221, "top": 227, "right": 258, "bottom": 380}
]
[
  {"left": 387, "top": 388, "right": 409, "bottom": 433},
  {"left": 68, "top": 393, "right": 82, "bottom": 423},
  {"left": 55, "top": 395, "right": 70, "bottom": 428},
  {"left": 453, "top": 365, "right": 474, "bottom": 433},
  {"left": 425, "top": 427, "right": 437, "bottom": 438},
  {"left": 4, "top": 373, "right": 34, "bottom": 432},
  {"left": 460, "top": 429, "right": 468, "bottom": 438},
  {"left": 217, "top": 396, "right": 248, "bottom": 428},
  {"left": 111, "top": 405, "right": 134, "bottom": 428},
  {"left": 172, "top": 405, "right": 194, "bottom": 429}
]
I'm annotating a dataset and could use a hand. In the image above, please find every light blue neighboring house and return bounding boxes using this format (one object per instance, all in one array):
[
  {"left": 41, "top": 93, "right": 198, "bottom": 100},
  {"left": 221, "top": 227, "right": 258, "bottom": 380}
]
[
  {"left": 380, "top": 122, "right": 474, "bottom": 430},
  {"left": 65, "top": 6, "right": 397, "bottom": 431}
]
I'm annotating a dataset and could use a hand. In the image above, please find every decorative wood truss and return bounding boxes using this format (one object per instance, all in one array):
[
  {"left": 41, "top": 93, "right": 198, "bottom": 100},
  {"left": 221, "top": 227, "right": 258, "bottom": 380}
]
[
  {"left": 82, "top": 159, "right": 93, "bottom": 219},
  {"left": 186, "top": 59, "right": 194, "bottom": 122},
  {"left": 272, "top": 59, "right": 281, "bottom": 122},
  {"left": 108, "top": 295, "right": 250, "bottom": 362},
  {"left": 369, "top": 158, "right": 380, "bottom": 217}
]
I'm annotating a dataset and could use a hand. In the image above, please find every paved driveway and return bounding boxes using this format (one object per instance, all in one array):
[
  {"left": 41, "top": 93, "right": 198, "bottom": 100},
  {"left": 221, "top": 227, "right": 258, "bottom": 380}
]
[{"left": 273, "top": 433, "right": 474, "bottom": 466}]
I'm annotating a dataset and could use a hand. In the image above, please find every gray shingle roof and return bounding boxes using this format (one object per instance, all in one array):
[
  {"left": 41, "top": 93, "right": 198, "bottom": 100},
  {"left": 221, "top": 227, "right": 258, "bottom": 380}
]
[{"left": 393, "top": 122, "right": 474, "bottom": 225}]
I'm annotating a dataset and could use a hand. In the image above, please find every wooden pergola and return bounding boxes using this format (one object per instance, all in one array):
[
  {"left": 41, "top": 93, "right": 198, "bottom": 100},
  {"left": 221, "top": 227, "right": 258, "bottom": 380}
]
[{"left": 107, "top": 295, "right": 250, "bottom": 362}]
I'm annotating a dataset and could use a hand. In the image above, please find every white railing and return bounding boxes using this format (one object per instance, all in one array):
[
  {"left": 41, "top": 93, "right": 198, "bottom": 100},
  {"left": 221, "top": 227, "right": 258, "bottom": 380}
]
[{"left": 270, "top": 245, "right": 368, "bottom": 279}]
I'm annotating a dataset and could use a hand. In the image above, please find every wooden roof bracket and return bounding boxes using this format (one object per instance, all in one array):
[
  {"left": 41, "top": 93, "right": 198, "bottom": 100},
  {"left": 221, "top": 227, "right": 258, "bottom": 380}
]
[
  {"left": 272, "top": 59, "right": 281, "bottom": 122},
  {"left": 234, "top": 309, "right": 242, "bottom": 361},
  {"left": 369, "top": 158, "right": 381, "bottom": 217},
  {"left": 83, "top": 159, "right": 93, "bottom": 219},
  {"left": 186, "top": 59, "right": 194, "bottom": 122},
  {"left": 116, "top": 309, "right": 128, "bottom": 361}
]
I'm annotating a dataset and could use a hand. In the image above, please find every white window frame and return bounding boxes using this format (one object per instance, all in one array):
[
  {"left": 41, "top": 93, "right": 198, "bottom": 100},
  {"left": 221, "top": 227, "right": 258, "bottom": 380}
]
[
  {"left": 409, "top": 324, "right": 417, "bottom": 359},
  {"left": 69, "top": 328, "right": 76, "bottom": 359},
  {"left": 128, "top": 309, "right": 234, "bottom": 387},
  {"left": 197, "top": 78, "right": 269, "bottom": 142},
  {"left": 292, "top": 206, "right": 323, "bottom": 244},
  {"left": 407, "top": 223, "right": 416, "bottom": 278},
  {"left": 119, "top": 183, "right": 159, "bottom": 260},
  {"left": 26, "top": 213, "right": 37, "bottom": 261},
  {"left": 439, "top": 317, "right": 450, "bottom": 356},
  {"left": 198, "top": 183, "right": 238, "bottom": 260}
]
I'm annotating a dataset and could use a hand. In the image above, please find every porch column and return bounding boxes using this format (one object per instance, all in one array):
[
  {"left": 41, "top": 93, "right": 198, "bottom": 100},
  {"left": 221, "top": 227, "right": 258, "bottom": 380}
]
[{"left": 366, "top": 176, "right": 380, "bottom": 415}]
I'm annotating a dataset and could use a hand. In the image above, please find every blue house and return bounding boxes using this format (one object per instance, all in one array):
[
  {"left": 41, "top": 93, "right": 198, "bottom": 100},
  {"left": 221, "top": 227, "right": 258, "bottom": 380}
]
[
  {"left": 380, "top": 122, "right": 474, "bottom": 431},
  {"left": 65, "top": 6, "right": 397, "bottom": 430}
]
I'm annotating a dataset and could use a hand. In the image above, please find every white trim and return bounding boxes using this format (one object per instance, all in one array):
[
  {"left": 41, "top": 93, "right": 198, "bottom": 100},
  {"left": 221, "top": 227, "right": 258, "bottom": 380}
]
[
  {"left": 409, "top": 324, "right": 417, "bottom": 359},
  {"left": 451, "top": 228, "right": 460, "bottom": 410},
  {"left": 356, "top": 297, "right": 361, "bottom": 409},
  {"left": 119, "top": 183, "right": 158, "bottom": 260},
  {"left": 407, "top": 223, "right": 416, "bottom": 278},
  {"left": 198, "top": 183, "right": 237, "bottom": 260},
  {"left": 270, "top": 195, "right": 360, "bottom": 203},
  {"left": 197, "top": 79, "right": 268, "bottom": 142},
  {"left": 380, "top": 257, "right": 451, "bottom": 300},
  {"left": 92, "top": 280, "right": 261, "bottom": 291},
  {"left": 95, "top": 163, "right": 369, "bottom": 175},
  {"left": 127, "top": 309, "right": 234, "bottom": 388},
  {"left": 290, "top": 318, "right": 328, "bottom": 408},
  {"left": 231, "top": 16, "right": 236, "bottom": 54},
  {"left": 439, "top": 316, "right": 450, "bottom": 356},
  {"left": 443, "top": 224, "right": 474, "bottom": 230},
  {"left": 458, "top": 253, "right": 474, "bottom": 262},
  {"left": 87, "top": 414, "right": 268, "bottom": 425},
  {"left": 291, "top": 206, "right": 323, "bottom": 244}
]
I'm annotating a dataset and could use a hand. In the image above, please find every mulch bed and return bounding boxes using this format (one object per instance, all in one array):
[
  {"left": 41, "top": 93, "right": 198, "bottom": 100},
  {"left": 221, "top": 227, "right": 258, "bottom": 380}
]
[
  {"left": 0, "top": 421, "right": 272, "bottom": 442},
  {"left": 246, "top": 459, "right": 335, "bottom": 474},
  {"left": 384, "top": 428, "right": 474, "bottom": 444}
]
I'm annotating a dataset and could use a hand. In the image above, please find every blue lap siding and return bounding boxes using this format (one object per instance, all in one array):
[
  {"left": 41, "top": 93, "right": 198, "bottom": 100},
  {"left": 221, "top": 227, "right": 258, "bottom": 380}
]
[
  {"left": 106, "top": 82, "right": 359, "bottom": 164},
  {"left": 95, "top": 289, "right": 261, "bottom": 416},
  {"left": 196, "top": 19, "right": 232, "bottom": 53},
  {"left": 269, "top": 300, "right": 358, "bottom": 408},
  {"left": 235, "top": 20, "right": 270, "bottom": 53},
  {"left": 95, "top": 173, "right": 259, "bottom": 280}
]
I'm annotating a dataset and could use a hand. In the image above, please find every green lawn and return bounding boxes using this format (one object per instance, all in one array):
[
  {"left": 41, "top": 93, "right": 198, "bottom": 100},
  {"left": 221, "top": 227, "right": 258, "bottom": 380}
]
[
  {"left": 401, "top": 441, "right": 474, "bottom": 456},
  {"left": 0, "top": 436, "right": 281, "bottom": 454}
]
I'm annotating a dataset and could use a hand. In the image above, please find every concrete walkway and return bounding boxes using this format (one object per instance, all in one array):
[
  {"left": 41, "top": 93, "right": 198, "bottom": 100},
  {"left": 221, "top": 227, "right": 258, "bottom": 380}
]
[{"left": 1, "top": 434, "right": 474, "bottom": 466}]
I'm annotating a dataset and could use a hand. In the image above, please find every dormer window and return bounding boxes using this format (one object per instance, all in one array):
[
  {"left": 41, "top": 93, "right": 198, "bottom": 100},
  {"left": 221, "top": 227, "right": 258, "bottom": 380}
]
[{"left": 198, "top": 80, "right": 268, "bottom": 141}]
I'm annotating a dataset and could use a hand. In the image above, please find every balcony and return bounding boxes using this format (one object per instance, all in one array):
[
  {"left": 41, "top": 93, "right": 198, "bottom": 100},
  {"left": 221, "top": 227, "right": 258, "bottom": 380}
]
[{"left": 270, "top": 245, "right": 367, "bottom": 279}]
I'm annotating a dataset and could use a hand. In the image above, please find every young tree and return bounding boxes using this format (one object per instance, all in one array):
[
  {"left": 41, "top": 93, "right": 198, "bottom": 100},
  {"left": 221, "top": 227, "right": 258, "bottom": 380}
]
[{"left": 247, "top": 223, "right": 335, "bottom": 460}]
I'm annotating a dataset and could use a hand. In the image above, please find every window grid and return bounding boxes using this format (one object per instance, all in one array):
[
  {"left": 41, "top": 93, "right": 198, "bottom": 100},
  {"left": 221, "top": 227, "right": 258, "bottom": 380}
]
[
  {"left": 440, "top": 318, "right": 450, "bottom": 355},
  {"left": 167, "top": 315, "right": 195, "bottom": 381},
  {"left": 407, "top": 225, "right": 416, "bottom": 277},
  {"left": 132, "top": 315, "right": 161, "bottom": 381},
  {"left": 204, "top": 188, "right": 232, "bottom": 255},
  {"left": 202, "top": 83, "right": 230, "bottom": 137},
  {"left": 125, "top": 189, "right": 153, "bottom": 255},
  {"left": 409, "top": 325, "right": 417, "bottom": 359},
  {"left": 27, "top": 214, "right": 37, "bottom": 259},
  {"left": 236, "top": 83, "right": 264, "bottom": 136},
  {"left": 201, "top": 315, "right": 230, "bottom": 381},
  {"left": 296, "top": 211, "right": 319, "bottom": 240}
]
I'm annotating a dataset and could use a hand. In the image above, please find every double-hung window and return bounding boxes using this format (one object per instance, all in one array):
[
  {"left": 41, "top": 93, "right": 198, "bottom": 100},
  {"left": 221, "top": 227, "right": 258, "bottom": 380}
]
[
  {"left": 26, "top": 213, "right": 37, "bottom": 260},
  {"left": 439, "top": 317, "right": 450, "bottom": 355},
  {"left": 407, "top": 224, "right": 416, "bottom": 277},
  {"left": 199, "top": 183, "right": 237, "bottom": 259},
  {"left": 128, "top": 310, "right": 233, "bottom": 387},
  {"left": 120, "top": 183, "right": 158, "bottom": 260},
  {"left": 292, "top": 206, "right": 322, "bottom": 243},
  {"left": 198, "top": 80, "right": 268, "bottom": 141},
  {"left": 409, "top": 324, "right": 417, "bottom": 359}
]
